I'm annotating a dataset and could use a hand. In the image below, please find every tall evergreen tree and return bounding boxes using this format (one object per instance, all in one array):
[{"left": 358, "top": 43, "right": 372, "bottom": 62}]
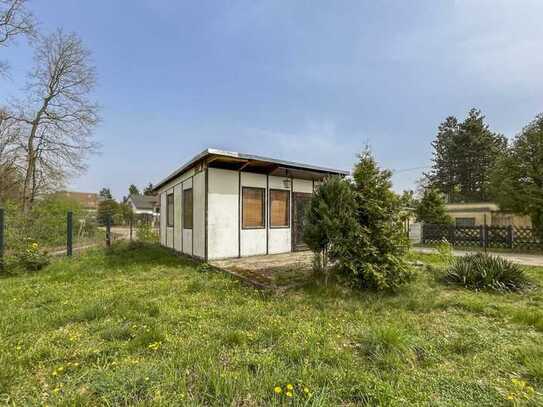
[
  {"left": 350, "top": 150, "right": 409, "bottom": 276},
  {"left": 128, "top": 184, "right": 140, "bottom": 196},
  {"left": 491, "top": 114, "right": 543, "bottom": 238},
  {"left": 143, "top": 183, "right": 154, "bottom": 196},
  {"left": 426, "top": 116, "right": 460, "bottom": 202},
  {"left": 427, "top": 109, "right": 506, "bottom": 203},
  {"left": 99, "top": 188, "right": 112, "bottom": 200},
  {"left": 415, "top": 188, "right": 452, "bottom": 224}
]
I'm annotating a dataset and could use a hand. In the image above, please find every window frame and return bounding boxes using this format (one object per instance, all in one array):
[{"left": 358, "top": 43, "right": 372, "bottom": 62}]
[
  {"left": 166, "top": 193, "right": 174, "bottom": 228},
  {"left": 241, "top": 186, "right": 266, "bottom": 229},
  {"left": 455, "top": 217, "right": 476, "bottom": 227},
  {"left": 183, "top": 188, "right": 193, "bottom": 230},
  {"left": 269, "top": 188, "right": 290, "bottom": 228}
]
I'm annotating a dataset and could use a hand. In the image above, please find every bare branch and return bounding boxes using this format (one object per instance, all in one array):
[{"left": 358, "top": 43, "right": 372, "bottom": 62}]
[
  {"left": 14, "top": 29, "right": 100, "bottom": 211},
  {"left": 0, "top": 0, "right": 36, "bottom": 77},
  {"left": 0, "top": 0, "right": 35, "bottom": 46}
]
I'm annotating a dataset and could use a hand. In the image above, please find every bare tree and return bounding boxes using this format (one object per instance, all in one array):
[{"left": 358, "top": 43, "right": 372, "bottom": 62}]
[
  {"left": 0, "top": 109, "right": 23, "bottom": 202},
  {"left": 0, "top": 0, "right": 36, "bottom": 75},
  {"left": 15, "top": 29, "right": 99, "bottom": 212}
]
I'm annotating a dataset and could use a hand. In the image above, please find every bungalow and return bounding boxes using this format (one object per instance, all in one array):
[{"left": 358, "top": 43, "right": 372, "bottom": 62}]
[
  {"left": 126, "top": 194, "right": 160, "bottom": 225},
  {"left": 152, "top": 148, "right": 349, "bottom": 260},
  {"left": 445, "top": 203, "right": 532, "bottom": 227}
]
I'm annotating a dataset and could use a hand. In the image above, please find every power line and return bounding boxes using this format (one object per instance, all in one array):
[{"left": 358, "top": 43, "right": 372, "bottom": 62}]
[{"left": 392, "top": 165, "right": 430, "bottom": 174}]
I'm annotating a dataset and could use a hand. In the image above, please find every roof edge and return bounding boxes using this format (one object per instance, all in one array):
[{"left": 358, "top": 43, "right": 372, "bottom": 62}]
[{"left": 152, "top": 148, "right": 349, "bottom": 192}]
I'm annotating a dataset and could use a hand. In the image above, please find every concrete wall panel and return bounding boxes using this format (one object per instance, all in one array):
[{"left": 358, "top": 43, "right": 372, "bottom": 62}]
[{"left": 208, "top": 168, "right": 239, "bottom": 260}]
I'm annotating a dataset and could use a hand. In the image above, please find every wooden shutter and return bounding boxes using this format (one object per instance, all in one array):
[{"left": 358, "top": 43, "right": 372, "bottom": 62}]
[
  {"left": 270, "top": 189, "right": 289, "bottom": 227},
  {"left": 242, "top": 187, "right": 264, "bottom": 228},
  {"left": 183, "top": 189, "right": 193, "bottom": 229}
]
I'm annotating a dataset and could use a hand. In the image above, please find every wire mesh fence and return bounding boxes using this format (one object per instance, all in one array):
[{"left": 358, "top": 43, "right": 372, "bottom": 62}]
[
  {"left": 1, "top": 207, "right": 104, "bottom": 258},
  {"left": 0, "top": 205, "right": 162, "bottom": 272}
]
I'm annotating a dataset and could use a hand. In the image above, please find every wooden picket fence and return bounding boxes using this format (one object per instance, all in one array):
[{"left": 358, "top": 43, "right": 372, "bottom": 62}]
[{"left": 422, "top": 224, "right": 542, "bottom": 251}]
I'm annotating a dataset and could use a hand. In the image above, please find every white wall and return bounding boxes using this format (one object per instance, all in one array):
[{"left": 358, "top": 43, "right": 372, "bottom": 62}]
[
  {"left": 160, "top": 192, "right": 166, "bottom": 246},
  {"left": 159, "top": 164, "right": 317, "bottom": 259},
  {"left": 268, "top": 175, "right": 291, "bottom": 254},
  {"left": 165, "top": 187, "right": 174, "bottom": 249},
  {"left": 173, "top": 184, "right": 182, "bottom": 252},
  {"left": 193, "top": 171, "right": 206, "bottom": 258},
  {"left": 182, "top": 178, "right": 193, "bottom": 255},
  {"left": 208, "top": 168, "right": 239, "bottom": 260},
  {"left": 293, "top": 178, "right": 313, "bottom": 193}
]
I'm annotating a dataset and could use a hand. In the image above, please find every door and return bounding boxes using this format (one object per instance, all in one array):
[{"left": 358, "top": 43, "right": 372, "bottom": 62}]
[{"left": 292, "top": 192, "right": 312, "bottom": 251}]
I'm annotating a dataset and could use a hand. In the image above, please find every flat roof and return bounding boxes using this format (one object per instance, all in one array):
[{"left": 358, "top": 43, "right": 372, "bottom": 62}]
[{"left": 153, "top": 148, "right": 349, "bottom": 191}]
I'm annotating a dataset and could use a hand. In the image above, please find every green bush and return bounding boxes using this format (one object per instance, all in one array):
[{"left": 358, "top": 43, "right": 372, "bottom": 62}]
[
  {"left": 136, "top": 224, "right": 159, "bottom": 243},
  {"left": 445, "top": 253, "right": 529, "bottom": 292},
  {"left": 12, "top": 239, "right": 50, "bottom": 272}
]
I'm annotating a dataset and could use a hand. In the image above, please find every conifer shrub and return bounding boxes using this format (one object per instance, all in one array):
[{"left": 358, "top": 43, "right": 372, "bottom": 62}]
[{"left": 303, "top": 150, "right": 413, "bottom": 291}]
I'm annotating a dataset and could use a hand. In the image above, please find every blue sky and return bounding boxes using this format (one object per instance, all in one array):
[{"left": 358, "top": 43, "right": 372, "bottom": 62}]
[{"left": 3, "top": 0, "right": 543, "bottom": 199}]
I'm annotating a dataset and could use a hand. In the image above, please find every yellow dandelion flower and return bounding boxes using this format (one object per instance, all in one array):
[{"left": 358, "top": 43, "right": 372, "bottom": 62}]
[
  {"left": 286, "top": 391, "right": 293, "bottom": 398},
  {"left": 304, "top": 387, "right": 309, "bottom": 394},
  {"left": 274, "top": 386, "right": 282, "bottom": 394},
  {"left": 286, "top": 384, "right": 293, "bottom": 391}
]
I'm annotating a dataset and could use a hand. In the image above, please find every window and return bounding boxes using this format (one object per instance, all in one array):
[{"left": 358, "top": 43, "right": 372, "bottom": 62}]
[
  {"left": 270, "top": 189, "right": 290, "bottom": 227},
  {"left": 183, "top": 188, "right": 193, "bottom": 229},
  {"left": 456, "top": 217, "right": 475, "bottom": 227},
  {"left": 166, "top": 193, "right": 174, "bottom": 227},
  {"left": 242, "top": 187, "right": 265, "bottom": 228}
]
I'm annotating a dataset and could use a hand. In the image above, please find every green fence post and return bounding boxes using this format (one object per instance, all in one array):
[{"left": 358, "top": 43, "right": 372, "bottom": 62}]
[
  {"left": 67, "top": 211, "right": 73, "bottom": 256},
  {"left": 0, "top": 208, "right": 4, "bottom": 272}
]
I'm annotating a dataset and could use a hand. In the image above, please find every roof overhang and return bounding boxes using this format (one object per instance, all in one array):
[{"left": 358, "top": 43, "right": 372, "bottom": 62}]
[{"left": 152, "top": 148, "right": 349, "bottom": 192}]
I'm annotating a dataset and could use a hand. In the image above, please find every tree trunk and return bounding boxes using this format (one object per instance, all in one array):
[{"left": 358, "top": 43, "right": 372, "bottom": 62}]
[{"left": 21, "top": 98, "right": 50, "bottom": 213}]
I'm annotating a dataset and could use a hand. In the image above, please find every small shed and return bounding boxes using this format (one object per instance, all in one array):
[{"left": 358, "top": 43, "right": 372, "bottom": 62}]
[{"left": 152, "top": 148, "right": 349, "bottom": 260}]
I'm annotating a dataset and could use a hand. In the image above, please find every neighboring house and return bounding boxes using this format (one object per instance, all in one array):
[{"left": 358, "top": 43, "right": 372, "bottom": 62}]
[
  {"left": 127, "top": 194, "right": 159, "bottom": 216},
  {"left": 445, "top": 203, "right": 532, "bottom": 227},
  {"left": 152, "top": 148, "right": 349, "bottom": 260},
  {"left": 55, "top": 191, "right": 99, "bottom": 212},
  {"left": 126, "top": 194, "right": 159, "bottom": 225}
]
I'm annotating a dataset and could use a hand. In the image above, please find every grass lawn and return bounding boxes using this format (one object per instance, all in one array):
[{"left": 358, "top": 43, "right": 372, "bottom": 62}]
[{"left": 1, "top": 243, "right": 542, "bottom": 406}]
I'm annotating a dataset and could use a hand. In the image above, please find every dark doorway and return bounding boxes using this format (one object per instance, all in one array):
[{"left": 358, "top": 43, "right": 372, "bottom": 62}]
[{"left": 292, "top": 192, "right": 312, "bottom": 251}]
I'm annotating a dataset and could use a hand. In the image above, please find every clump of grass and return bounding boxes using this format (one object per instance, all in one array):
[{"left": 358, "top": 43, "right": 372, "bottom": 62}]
[
  {"left": 100, "top": 324, "right": 133, "bottom": 341},
  {"left": 356, "top": 324, "right": 414, "bottom": 368},
  {"left": 512, "top": 309, "right": 543, "bottom": 332},
  {"left": 445, "top": 253, "right": 529, "bottom": 292},
  {"left": 516, "top": 345, "right": 543, "bottom": 385}
]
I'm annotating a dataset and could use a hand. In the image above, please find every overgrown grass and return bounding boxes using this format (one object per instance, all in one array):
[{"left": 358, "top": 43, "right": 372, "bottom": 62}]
[{"left": 0, "top": 244, "right": 542, "bottom": 405}]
